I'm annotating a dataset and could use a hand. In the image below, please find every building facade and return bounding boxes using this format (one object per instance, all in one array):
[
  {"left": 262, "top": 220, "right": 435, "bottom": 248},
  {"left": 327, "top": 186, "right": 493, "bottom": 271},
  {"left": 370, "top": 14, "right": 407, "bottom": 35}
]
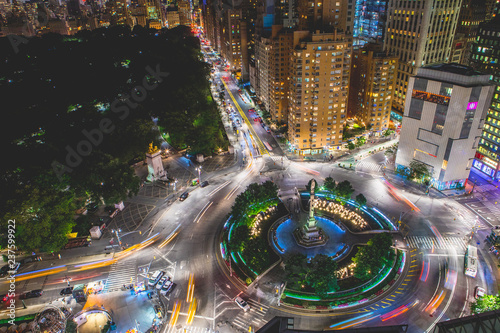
[
  {"left": 349, "top": 44, "right": 397, "bottom": 133},
  {"left": 254, "top": 25, "right": 293, "bottom": 123},
  {"left": 353, "top": 0, "right": 388, "bottom": 47},
  {"left": 288, "top": 30, "right": 352, "bottom": 155},
  {"left": 396, "top": 64, "right": 494, "bottom": 190},
  {"left": 384, "top": 0, "right": 462, "bottom": 114},
  {"left": 470, "top": 17, "right": 500, "bottom": 179}
]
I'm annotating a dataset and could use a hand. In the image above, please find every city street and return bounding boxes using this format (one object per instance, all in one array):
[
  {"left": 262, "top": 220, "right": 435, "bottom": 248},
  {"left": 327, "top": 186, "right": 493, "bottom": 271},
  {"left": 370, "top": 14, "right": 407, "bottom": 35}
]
[{"left": 2, "top": 46, "right": 500, "bottom": 333}]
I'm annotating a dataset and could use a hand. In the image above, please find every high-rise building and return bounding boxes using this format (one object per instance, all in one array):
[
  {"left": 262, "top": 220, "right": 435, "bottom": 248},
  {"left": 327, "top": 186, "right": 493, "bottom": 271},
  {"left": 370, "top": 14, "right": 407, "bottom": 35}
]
[
  {"left": 297, "top": 0, "right": 354, "bottom": 34},
  {"left": 353, "top": 0, "right": 388, "bottom": 47},
  {"left": 451, "top": 0, "right": 496, "bottom": 65},
  {"left": 221, "top": 9, "right": 243, "bottom": 76},
  {"left": 254, "top": 25, "right": 293, "bottom": 123},
  {"left": 395, "top": 63, "right": 494, "bottom": 190},
  {"left": 288, "top": 30, "right": 352, "bottom": 155},
  {"left": 349, "top": 43, "right": 397, "bottom": 133},
  {"left": 470, "top": 17, "right": 500, "bottom": 179},
  {"left": 384, "top": 0, "right": 462, "bottom": 114}
]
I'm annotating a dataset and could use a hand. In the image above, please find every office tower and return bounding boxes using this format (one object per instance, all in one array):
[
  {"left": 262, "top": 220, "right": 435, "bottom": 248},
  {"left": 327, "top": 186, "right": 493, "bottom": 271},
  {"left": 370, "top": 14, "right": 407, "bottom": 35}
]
[
  {"left": 349, "top": 43, "right": 397, "bottom": 133},
  {"left": 384, "top": 0, "right": 462, "bottom": 114},
  {"left": 451, "top": 0, "right": 496, "bottom": 65},
  {"left": 297, "top": 0, "right": 354, "bottom": 34},
  {"left": 178, "top": 0, "right": 191, "bottom": 25},
  {"left": 470, "top": 17, "right": 500, "bottom": 179},
  {"left": 220, "top": 9, "right": 243, "bottom": 77},
  {"left": 110, "top": 0, "right": 131, "bottom": 26},
  {"left": 395, "top": 63, "right": 494, "bottom": 190},
  {"left": 288, "top": 30, "right": 352, "bottom": 155},
  {"left": 353, "top": 0, "right": 388, "bottom": 47},
  {"left": 166, "top": 8, "right": 180, "bottom": 27},
  {"left": 137, "top": 0, "right": 164, "bottom": 28},
  {"left": 254, "top": 25, "right": 293, "bottom": 123}
]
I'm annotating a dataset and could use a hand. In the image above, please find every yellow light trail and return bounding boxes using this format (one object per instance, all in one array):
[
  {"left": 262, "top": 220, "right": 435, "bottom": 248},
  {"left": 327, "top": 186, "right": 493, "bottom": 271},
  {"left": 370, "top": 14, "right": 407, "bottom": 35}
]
[
  {"left": 186, "top": 273, "right": 195, "bottom": 303},
  {"left": 168, "top": 300, "right": 181, "bottom": 327},
  {"left": 186, "top": 297, "right": 198, "bottom": 325},
  {"left": 221, "top": 78, "right": 268, "bottom": 156}
]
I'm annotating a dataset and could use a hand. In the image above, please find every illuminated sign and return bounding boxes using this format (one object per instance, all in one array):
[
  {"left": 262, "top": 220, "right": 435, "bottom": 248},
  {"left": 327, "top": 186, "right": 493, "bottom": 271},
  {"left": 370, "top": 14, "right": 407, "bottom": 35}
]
[
  {"left": 483, "top": 156, "right": 498, "bottom": 169},
  {"left": 473, "top": 159, "right": 483, "bottom": 170},
  {"left": 467, "top": 102, "right": 478, "bottom": 110},
  {"left": 415, "top": 148, "right": 437, "bottom": 158}
]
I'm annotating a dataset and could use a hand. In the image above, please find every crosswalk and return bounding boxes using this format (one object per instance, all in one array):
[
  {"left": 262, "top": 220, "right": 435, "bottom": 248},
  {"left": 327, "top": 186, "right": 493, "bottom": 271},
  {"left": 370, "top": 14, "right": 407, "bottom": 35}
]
[
  {"left": 482, "top": 200, "right": 500, "bottom": 219},
  {"left": 165, "top": 325, "right": 209, "bottom": 333},
  {"left": 104, "top": 259, "right": 137, "bottom": 292},
  {"left": 407, "top": 236, "right": 467, "bottom": 251},
  {"left": 232, "top": 299, "right": 269, "bottom": 331},
  {"left": 356, "top": 161, "right": 383, "bottom": 172},
  {"left": 268, "top": 152, "right": 286, "bottom": 162}
]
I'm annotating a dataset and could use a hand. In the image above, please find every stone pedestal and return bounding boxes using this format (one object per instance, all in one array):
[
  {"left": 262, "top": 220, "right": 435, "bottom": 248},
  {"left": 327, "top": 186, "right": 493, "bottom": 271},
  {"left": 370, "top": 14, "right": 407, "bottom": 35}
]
[{"left": 146, "top": 150, "right": 167, "bottom": 182}]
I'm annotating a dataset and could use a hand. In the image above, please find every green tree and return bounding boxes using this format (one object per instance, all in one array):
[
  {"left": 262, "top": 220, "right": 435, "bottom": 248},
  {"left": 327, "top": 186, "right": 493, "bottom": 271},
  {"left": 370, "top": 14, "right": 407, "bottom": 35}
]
[
  {"left": 353, "top": 233, "right": 394, "bottom": 281},
  {"left": 323, "top": 177, "right": 337, "bottom": 194},
  {"left": 356, "top": 136, "right": 366, "bottom": 148},
  {"left": 347, "top": 142, "right": 356, "bottom": 150},
  {"left": 409, "top": 160, "right": 431, "bottom": 181},
  {"left": 336, "top": 180, "right": 354, "bottom": 199},
  {"left": 471, "top": 294, "right": 500, "bottom": 314},
  {"left": 283, "top": 253, "right": 308, "bottom": 290},
  {"left": 228, "top": 225, "right": 250, "bottom": 252},
  {"left": 355, "top": 193, "right": 367, "bottom": 207},
  {"left": 306, "top": 254, "right": 339, "bottom": 297},
  {"left": 305, "top": 179, "right": 320, "bottom": 194}
]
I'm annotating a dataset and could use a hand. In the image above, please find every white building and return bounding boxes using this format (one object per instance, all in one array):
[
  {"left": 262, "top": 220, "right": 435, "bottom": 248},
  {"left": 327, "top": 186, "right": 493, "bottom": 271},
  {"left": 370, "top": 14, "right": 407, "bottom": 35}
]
[{"left": 395, "top": 63, "right": 494, "bottom": 190}]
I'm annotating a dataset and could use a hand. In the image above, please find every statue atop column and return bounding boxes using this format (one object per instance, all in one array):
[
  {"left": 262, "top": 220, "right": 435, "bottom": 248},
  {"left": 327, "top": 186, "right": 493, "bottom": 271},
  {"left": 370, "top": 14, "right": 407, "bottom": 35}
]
[{"left": 293, "top": 179, "right": 327, "bottom": 247}]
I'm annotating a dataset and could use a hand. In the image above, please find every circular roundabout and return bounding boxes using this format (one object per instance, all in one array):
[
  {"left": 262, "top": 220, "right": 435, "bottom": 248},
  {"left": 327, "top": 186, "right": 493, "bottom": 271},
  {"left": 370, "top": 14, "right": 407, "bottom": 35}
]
[{"left": 219, "top": 179, "right": 407, "bottom": 313}]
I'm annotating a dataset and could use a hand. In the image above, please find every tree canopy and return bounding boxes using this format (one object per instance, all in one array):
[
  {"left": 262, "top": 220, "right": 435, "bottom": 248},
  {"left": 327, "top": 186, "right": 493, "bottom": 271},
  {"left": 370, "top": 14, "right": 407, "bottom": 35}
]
[
  {"left": 0, "top": 26, "right": 227, "bottom": 251},
  {"left": 471, "top": 294, "right": 500, "bottom": 314},
  {"left": 336, "top": 180, "right": 355, "bottom": 199},
  {"left": 284, "top": 253, "right": 339, "bottom": 297},
  {"left": 353, "top": 232, "right": 394, "bottom": 281}
]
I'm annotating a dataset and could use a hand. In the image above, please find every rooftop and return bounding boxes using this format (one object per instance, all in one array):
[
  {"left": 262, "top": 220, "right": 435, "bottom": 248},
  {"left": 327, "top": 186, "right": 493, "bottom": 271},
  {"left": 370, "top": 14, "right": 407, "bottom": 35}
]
[{"left": 423, "top": 63, "right": 484, "bottom": 77}]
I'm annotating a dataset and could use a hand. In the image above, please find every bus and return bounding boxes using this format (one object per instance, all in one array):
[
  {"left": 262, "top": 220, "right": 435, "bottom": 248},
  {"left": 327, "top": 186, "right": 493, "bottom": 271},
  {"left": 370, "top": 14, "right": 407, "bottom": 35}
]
[{"left": 464, "top": 245, "right": 478, "bottom": 278}]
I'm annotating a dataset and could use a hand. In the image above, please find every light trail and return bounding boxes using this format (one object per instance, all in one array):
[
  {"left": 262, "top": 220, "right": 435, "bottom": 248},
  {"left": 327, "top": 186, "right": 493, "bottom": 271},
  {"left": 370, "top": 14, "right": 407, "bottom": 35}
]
[
  {"left": 208, "top": 180, "right": 231, "bottom": 197},
  {"left": 328, "top": 312, "right": 378, "bottom": 330}
]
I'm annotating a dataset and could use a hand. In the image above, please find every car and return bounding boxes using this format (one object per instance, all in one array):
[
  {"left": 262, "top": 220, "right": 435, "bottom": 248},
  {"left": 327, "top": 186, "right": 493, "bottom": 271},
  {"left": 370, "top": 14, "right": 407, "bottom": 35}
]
[
  {"left": 148, "top": 270, "right": 165, "bottom": 287},
  {"left": 200, "top": 181, "right": 209, "bottom": 187},
  {"left": 179, "top": 192, "right": 189, "bottom": 201},
  {"left": 475, "top": 286, "right": 486, "bottom": 299},
  {"left": 248, "top": 108, "right": 254, "bottom": 113},
  {"left": 156, "top": 276, "right": 168, "bottom": 290},
  {"left": 60, "top": 287, "right": 74, "bottom": 296},
  {"left": 0, "top": 294, "right": 13, "bottom": 303},
  {"left": 260, "top": 122, "right": 266, "bottom": 128},
  {"left": 234, "top": 296, "right": 250, "bottom": 312},
  {"left": 20, "top": 290, "right": 43, "bottom": 299},
  {"left": 266, "top": 128, "right": 271, "bottom": 133},
  {"left": 0, "top": 262, "right": 20, "bottom": 277},
  {"left": 160, "top": 280, "right": 173, "bottom": 295}
]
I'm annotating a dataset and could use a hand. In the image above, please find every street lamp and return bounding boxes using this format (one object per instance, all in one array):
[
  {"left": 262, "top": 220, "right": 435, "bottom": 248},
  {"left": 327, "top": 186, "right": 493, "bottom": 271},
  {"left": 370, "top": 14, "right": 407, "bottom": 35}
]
[{"left": 197, "top": 166, "right": 202, "bottom": 183}]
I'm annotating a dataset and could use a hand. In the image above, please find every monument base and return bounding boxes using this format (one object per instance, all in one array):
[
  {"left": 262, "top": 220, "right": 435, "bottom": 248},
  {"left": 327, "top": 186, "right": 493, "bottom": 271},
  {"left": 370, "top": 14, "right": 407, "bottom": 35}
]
[{"left": 293, "top": 227, "right": 328, "bottom": 248}]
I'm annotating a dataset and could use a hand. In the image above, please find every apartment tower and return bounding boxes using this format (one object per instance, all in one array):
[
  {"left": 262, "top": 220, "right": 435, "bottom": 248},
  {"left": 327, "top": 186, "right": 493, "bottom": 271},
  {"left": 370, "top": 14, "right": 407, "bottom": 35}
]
[
  {"left": 288, "top": 30, "right": 352, "bottom": 155},
  {"left": 349, "top": 44, "right": 398, "bottom": 133},
  {"left": 384, "top": 0, "right": 462, "bottom": 114}
]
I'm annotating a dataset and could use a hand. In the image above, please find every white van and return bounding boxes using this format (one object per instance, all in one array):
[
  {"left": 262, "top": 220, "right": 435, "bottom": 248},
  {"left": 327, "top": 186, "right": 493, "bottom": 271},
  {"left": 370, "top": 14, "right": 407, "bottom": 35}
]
[{"left": 148, "top": 270, "right": 164, "bottom": 287}]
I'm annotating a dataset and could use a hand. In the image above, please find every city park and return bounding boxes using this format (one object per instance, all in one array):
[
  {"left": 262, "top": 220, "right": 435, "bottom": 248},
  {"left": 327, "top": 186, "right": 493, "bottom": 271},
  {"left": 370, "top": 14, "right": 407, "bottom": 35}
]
[{"left": 220, "top": 178, "right": 405, "bottom": 309}]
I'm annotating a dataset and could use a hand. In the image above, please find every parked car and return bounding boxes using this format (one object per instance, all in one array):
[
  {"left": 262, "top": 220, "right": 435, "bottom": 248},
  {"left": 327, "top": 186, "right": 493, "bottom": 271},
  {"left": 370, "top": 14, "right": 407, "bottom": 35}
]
[
  {"left": 200, "top": 181, "right": 209, "bottom": 187},
  {"left": 156, "top": 276, "right": 168, "bottom": 290},
  {"left": 60, "top": 287, "right": 74, "bottom": 296},
  {"left": 248, "top": 108, "right": 254, "bottom": 113},
  {"left": 160, "top": 280, "right": 173, "bottom": 295},
  {"left": 0, "top": 262, "right": 20, "bottom": 277},
  {"left": 234, "top": 296, "right": 250, "bottom": 312},
  {"left": 179, "top": 192, "right": 189, "bottom": 201},
  {"left": 20, "top": 290, "right": 43, "bottom": 299},
  {"left": 475, "top": 286, "right": 486, "bottom": 299},
  {"left": 148, "top": 270, "right": 165, "bottom": 287}
]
